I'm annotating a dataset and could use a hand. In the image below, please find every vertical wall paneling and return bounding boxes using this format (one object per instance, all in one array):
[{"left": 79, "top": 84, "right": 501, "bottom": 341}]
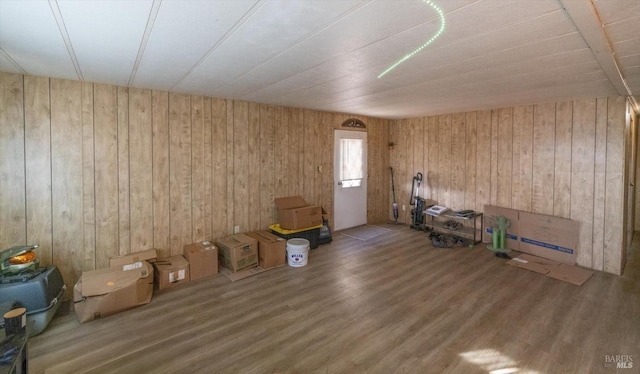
[
  {"left": 554, "top": 101, "right": 573, "bottom": 218},
  {"left": 422, "top": 117, "right": 432, "bottom": 202},
  {"left": 286, "top": 108, "right": 302, "bottom": 197},
  {"left": 571, "top": 99, "right": 596, "bottom": 268},
  {"left": 152, "top": 91, "right": 170, "bottom": 258},
  {"left": 211, "top": 98, "right": 227, "bottom": 239},
  {"left": 427, "top": 116, "right": 439, "bottom": 205},
  {"left": 0, "top": 73, "right": 26, "bottom": 250},
  {"left": 497, "top": 108, "right": 513, "bottom": 208},
  {"left": 369, "top": 117, "right": 388, "bottom": 223},
  {"left": 6, "top": 71, "right": 635, "bottom": 294},
  {"left": 169, "top": 93, "right": 192, "bottom": 255},
  {"left": 129, "top": 88, "right": 153, "bottom": 251},
  {"left": 451, "top": 113, "right": 466, "bottom": 210},
  {"left": 24, "top": 75, "right": 53, "bottom": 265},
  {"left": 94, "top": 84, "right": 119, "bottom": 268},
  {"left": 625, "top": 105, "right": 635, "bottom": 249},
  {"left": 439, "top": 115, "right": 452, "bottom": 207},
  {"left": 320, "top": 111, "right": 333, "bottom": 225},
  {"left": 226, "top": 100, "right": 234, "bottom": 234},
  {"left": 203, "top": 97, "right": 213, "bottom": 240},
  {"left": 248, "top": 102, "right": 261, "bottom": 231},
  {"left": 233, "top": 101, "right": 249, "bottom": 233},
  {"left": 81, "top": 82, "right": 96, "bottom": 270},
  {"left": 413, "top": 118, "right": 425, "bottom": 203},
  {"left": 532, "top": 103, "right": 556, "bottom": 215},
  {"left": 407, "top": 119, "right": 416, "bottom": 203},
  {"left": 51, "top": 78, "right": 83, "bottom": 297},
  {"left": 490, "top": 110, "right": 499, "bottom": 206},
  {"left": 303, "top": 110, "right": 318, "bottom": 209},
  {"left": 513, "top": 105, "right": 534, "bottom": 211},
  {"left": 117, "top": 87, "right": 130, "bottom": 255},
  {"left": 191, "top": 95, "right": 205, "bottom": 242},
  {"left": 259, "top": 104, "right": 276, "bottom": 228},
  {"left": 511, "top": 107, "right": 522, "bottom": 210},
  {"left": 592, "top": 98, "right": 608, "bottom": 271},
  {"left": 396, "top": 119, "right": 409, "bottom": 223},
  {"left": 475, "top": 110, "right": 491, "bottom": 212},
  {"left": 274, "top": 106, "right": 287, "bottom": 199},
  {"left": 604, "top": 97, "right": 625, "bottom": 274},
  {"left": 464, "top": 112, "right": 477, "bottom": 210}
]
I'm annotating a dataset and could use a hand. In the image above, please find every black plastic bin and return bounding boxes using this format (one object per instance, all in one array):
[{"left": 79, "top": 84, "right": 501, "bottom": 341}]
[{"left": 270, "top": 224, "right": 321, "bottom": 249}]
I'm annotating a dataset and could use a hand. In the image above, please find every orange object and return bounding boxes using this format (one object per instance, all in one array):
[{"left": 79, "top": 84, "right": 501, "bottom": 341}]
[{"left": 8, "top": 250, "right": 36, "bottom": 264}]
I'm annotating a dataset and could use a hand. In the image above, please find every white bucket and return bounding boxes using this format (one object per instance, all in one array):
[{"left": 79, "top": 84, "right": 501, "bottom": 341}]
[{"left": 287, "top": 238, "right": 310, "bottom": 267}]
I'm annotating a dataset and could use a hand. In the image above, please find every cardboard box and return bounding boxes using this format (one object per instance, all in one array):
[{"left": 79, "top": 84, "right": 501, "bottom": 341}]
[
  {"left": 275, "top": 196, "right": 323, "bottom": 230},
  {"left": 507, "top": 254, "right": 593, "bottom": 286},
  {"left": 73, "top": 261, "right": 154, "bottom": 323},
  {"left": 183, "top": 241, "right": 218, "bottom": 281},
  {"left": 153, "top": 255, "right": 190, "bottom": 291},
  {"left": 216, "top": 234, "right": 258, "bottom": 272},
  {"left": 109, "top": 249, "right": 157, "bottom": 271},
  {"left": 483, "top": 205, "right": 520, "bottom": 251},
  {"left": 245, "top": 230, "right": 286, "bottom": 269},
  {"left": 518, "top": 211, "right": 578, "bottom": 265}
]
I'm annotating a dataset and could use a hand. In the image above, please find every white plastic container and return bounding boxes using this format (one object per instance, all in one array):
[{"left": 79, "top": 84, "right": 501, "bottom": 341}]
[{"left": 286, "top": 238, "right": 310, "bottom": 267}]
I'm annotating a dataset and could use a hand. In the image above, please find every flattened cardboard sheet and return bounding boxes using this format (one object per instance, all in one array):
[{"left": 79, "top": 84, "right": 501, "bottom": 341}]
[
  {"left": 507, "top": 253, "right": 593, "bottom": 286},
  {"left": 547, "top": 264, "right": 593, "bottom": 286}
]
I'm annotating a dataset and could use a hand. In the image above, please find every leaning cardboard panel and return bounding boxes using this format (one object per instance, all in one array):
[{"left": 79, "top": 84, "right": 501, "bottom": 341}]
[
  {"left": 274, "top": 196, "right": 323, "bottom": 230},
  {"left": 483, "top": 205, "right": 520, "bottom": 251},
  {"left": 518, "top": 211, "right": 578, "bottom": 265},
  {"left": 73, "top": 262, "right": 154, "bottom": 323}
]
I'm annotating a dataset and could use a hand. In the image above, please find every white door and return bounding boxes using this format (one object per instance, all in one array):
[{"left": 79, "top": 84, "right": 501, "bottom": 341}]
[{"left": 334, "top": 130, "right": 367, "bottom": 231}]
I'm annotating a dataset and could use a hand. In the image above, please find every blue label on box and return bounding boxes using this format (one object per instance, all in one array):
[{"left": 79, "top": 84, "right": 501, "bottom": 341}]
[{"left": 520, "top": 237, "right": 574, "bottom": 254}]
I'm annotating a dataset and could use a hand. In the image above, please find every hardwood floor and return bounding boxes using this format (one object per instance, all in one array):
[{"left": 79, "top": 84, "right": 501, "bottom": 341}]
[{"left": 28, "top": 224, "right": 640, "bottom": 373}]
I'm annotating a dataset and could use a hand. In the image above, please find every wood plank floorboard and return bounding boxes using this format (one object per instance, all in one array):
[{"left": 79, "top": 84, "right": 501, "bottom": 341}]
[{"left": 28, "top": 224, "right": 640, "bottom": 373}]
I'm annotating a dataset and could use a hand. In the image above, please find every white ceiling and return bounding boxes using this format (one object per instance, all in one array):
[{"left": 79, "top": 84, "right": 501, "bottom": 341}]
[{"left": 0, "top": 0, "right": 638, "bottom": 119}]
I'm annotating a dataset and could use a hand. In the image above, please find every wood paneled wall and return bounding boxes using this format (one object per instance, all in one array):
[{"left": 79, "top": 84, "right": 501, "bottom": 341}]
[
  {"left": 0, "top": 70, "right": 632, "bottom": 290},
  {"left": 390, "top": 98, "right": 630, "bottom": 275},
  {"left": 0, "top": 72, "right": 390, "bottom": 296}
]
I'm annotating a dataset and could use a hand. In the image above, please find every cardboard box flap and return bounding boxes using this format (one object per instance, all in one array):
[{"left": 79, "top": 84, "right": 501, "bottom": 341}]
[
  {"left": 248, "top": 230, "right": 285, "bottom": 243},
  {"left": 184, "top": 241, "right": 217, "bottom": 254},
  {"left": 217, "top": 233, "right": 257, "bottom": 249},
  {"left": 275, "top": 196, "right": 307, "bottom": 210},
  {"left": 154, "top": 255, "right": 190, "bottom": 270},
  {"left": 110, "top": 249, "right": 157, "bottom": 269},
  {"left": 507, "top": 254, "right": 593, "bottom": 286},
  {"left": 81, "top": 264, "right": 151, "bottom": 297},
  {"left": 507, "top": 254, "right": 560, "bottom": 275},
  {"left": 546, "top": 264, "right": 594, "bottom": 286}
]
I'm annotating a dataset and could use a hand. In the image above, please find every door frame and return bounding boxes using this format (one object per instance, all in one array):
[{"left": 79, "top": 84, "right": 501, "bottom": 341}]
[{"left": 333, "top": 129, "right": 368, "bottom": 231}]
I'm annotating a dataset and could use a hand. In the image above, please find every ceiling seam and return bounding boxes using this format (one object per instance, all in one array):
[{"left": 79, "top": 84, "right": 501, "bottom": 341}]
[
  {"left": 168, "top": 0, "right": 269, "bottom": 92},
  {"left": 48, "top": 0, "right": 83, "bottom": 81},
  {"left": 558, "top": 0, "right": 638, "bottom": 111},
  {"left": 127, "top": 0, "right": 162, "bottom": 87},
  {"left": 0, "top": 47, "right": 27, "bottom": 74}
]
